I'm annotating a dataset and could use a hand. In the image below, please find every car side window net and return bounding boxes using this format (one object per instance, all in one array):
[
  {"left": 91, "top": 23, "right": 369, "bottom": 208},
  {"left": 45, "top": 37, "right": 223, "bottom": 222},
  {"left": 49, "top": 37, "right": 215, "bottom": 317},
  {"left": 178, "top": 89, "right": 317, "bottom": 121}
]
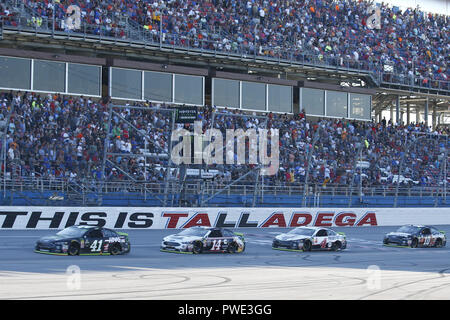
[
  {"left": 209, "top": 230, "right": 223, "bottom": 238},
  {"left": 87, "top": 230, "right": 103, "bottom": 238},
  {"left": 316, "top": 230, "right": 328, "bottom": 237}
]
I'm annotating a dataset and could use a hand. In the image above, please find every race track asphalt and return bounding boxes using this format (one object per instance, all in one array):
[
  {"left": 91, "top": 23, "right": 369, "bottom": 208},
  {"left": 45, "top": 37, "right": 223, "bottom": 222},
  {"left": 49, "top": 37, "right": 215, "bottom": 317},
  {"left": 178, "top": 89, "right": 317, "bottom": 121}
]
[{"left": 1, "top": 226, "right": 449, "bottom": 299}]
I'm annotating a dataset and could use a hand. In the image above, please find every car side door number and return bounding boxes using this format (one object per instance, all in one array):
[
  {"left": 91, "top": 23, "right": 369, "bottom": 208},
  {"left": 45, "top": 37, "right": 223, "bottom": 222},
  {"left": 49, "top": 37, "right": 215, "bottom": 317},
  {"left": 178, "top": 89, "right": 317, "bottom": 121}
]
[
  {"left": 90, "top": 240, "right": 103, "bottom": 252},
  {"left": 211, "top": 239, "right": 222, "bottom": 251}
]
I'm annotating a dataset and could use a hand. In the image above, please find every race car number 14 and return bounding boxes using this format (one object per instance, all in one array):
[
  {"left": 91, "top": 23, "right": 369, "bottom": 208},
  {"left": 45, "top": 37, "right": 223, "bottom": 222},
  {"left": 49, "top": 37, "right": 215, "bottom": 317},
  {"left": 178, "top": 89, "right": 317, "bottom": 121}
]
[{"left": 211, "top": 240, "right": 222, "bottom": 251}]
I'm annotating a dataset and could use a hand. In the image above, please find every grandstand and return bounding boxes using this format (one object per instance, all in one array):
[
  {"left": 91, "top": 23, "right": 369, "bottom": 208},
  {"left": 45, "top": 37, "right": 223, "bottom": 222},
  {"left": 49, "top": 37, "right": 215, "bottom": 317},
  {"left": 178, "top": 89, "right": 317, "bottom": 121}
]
[{"left": 0, "top": 0, "right": 448, "bottom": 208}]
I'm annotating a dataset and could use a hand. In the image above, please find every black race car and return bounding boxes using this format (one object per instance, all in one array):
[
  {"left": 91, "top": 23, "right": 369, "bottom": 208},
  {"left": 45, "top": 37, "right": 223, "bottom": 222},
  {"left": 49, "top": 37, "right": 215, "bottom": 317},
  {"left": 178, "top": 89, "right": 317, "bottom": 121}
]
[
  {"left": 160, "top": 227, "right": 246, "bottom": 254},
  {"left": 35, "top": 225, "right": 131, "bottom": 255},
  {"left": 383, "top": 225, "right": 446, "bottom": 248}
]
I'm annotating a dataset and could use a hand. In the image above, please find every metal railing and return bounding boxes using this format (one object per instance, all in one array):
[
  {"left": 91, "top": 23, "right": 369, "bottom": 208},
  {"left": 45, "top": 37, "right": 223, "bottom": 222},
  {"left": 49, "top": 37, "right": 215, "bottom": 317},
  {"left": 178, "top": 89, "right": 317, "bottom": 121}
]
[
  {"left": 380, "top": 72, "right": 450, "bottom": 92},
  {"left": 1, "top": 176, "right": 448, "bottom": 207},
  {"left": 2, "top": 176, "right": 447, "bottom": 195},
  {"left": 1, "top": 13, "right": 449, "bottom": 93}
]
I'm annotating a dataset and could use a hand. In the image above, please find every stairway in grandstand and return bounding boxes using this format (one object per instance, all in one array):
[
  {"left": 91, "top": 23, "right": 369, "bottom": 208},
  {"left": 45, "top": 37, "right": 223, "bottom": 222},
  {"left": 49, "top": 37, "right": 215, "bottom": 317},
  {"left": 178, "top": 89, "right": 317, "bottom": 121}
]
[
  {"left": 66, "top": 180, "right": 103, "bottom": 206},
  {"left": 410, "top": 134, "right": 449, "bottom": 187}
]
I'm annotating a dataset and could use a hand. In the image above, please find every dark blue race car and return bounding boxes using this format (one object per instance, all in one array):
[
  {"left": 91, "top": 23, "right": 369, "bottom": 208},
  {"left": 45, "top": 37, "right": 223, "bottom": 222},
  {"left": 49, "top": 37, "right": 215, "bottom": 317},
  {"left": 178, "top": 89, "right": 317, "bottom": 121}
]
[
  {"left": 35, "top": 225, "right": 131, "bottom": 256},
  {"left": 383, "top": 225, "right": 446, "bottom": 248}
]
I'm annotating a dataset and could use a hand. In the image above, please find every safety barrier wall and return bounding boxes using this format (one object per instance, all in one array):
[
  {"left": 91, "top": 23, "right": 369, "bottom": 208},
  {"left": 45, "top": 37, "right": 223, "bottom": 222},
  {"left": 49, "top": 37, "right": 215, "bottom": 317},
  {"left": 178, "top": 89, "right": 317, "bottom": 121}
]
[{"left": 0, "top": 207, "right": 449, "bottom": 230}]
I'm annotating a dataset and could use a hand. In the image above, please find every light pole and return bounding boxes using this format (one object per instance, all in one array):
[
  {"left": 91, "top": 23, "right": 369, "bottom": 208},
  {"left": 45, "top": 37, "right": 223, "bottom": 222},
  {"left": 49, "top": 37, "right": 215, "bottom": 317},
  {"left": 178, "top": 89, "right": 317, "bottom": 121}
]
[
  {"left": 159, "top": 11, "right": 162, "bottom": 48},
  {"left": 52, "top": 0, "right": 55, "bottom": 36}
]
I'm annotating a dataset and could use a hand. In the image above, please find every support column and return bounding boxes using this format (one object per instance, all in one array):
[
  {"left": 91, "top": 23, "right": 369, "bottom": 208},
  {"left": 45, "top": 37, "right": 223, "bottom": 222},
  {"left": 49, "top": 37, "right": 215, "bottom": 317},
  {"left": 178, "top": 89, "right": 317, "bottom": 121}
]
[
  {"left": 432, "top": 102, "right": 437, "bottom": 130},
  {"left": 416, "top": 107, "right": 420, "bottom": 124},
  {"left": 406, "top": 102, "right": 410, "bottom": 125},
  {"left": 395, "top": 95, "right": 400, "bottom": 125},
  {"left": 424, "top": 97, "right": 429, "bottom": 128},
  {"left": 390, "top": 105, "right": 394, "bottom": 124}
]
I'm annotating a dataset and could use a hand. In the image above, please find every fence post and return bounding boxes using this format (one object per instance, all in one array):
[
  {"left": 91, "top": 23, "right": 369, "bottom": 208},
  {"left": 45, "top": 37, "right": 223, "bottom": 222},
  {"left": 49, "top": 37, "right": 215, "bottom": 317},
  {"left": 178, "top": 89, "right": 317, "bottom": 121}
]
[{"left": 302, "top": 126, "right": 321, "bottom": 207}]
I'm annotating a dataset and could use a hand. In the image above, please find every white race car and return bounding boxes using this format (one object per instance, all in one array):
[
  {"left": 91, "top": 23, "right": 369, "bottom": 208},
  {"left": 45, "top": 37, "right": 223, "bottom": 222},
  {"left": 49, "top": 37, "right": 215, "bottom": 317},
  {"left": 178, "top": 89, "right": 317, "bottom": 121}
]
[
  {"left": 272, "top": 226, "right": 347, "bottom": 252},
  {"left": 161, "top": 227, "right": 246, "bottom": 254}
]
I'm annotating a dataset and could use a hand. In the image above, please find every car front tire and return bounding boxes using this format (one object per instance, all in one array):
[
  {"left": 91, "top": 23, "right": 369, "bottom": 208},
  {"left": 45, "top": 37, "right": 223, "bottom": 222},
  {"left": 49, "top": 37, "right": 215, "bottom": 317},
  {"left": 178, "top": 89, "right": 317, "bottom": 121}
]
[
  {"left": 227, "top": 242, "right": 237, "bottom": 254},
  {"left": 331, "top": 241, "right": 342, "bottom": 251},
  {"left": 110, "top": 243, "right": 122, "bottom": 255},
  {"left": 302, "top": 240, "right": 312, "bottom": 252},
  {"left": 68, "top": 242, "right": 80, "bottom": 256},
  {"left": 193, "top": 241, "right": 203, "bottom": 254}
]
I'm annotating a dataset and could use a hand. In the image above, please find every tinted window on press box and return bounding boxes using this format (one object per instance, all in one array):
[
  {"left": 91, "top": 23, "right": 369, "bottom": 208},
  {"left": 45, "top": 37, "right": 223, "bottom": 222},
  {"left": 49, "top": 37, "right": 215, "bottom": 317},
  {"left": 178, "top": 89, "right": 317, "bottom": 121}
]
[
  {"left": 174, "top": 74, "right": 203, "bottom": 105},
  {"left": 213, "top": 78, "right": 240, "bottom": 108},
  {"left": 33, "top": 60, "right": 65, "bottom": 93},
  {"left": 242, "top": 81, "right": 266, "bottom": 111},
  {"left": 68, "top": 63, "right": 101, "bottom": 96},
  {"left": 144, "top": 71, "right": 173, "bottom": 103},
  {"left": 0, "top": 56, "right": 31, "bottom": 90},
  {"left": 326, "top": 90, "right": 348, "bottom": 118},
  {"left": 111, "top": 67, "right": 142, "bottom": 100},
  {"left": 301, "top": 88, "right": 325, "bottom": 116}
]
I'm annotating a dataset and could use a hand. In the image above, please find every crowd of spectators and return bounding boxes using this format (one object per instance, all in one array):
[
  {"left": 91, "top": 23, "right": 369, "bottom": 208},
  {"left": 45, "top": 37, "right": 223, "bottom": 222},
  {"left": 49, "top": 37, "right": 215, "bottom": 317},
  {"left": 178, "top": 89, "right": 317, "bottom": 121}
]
[
  {"left": 0, "top": 0, "right": 448, "bottom": 87},
  {"left": 202, "top": 106, "right": 448, "bottom": 189},
  {"left": 0, "top": 91, "right": 447, "bottom": 192}
]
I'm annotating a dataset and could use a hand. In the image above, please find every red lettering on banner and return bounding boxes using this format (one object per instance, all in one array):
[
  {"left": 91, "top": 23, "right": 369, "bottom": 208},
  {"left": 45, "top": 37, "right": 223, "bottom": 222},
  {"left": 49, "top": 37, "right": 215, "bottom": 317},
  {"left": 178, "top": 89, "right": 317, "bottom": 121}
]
[
  {"left": 261, "top": 213, "right": 287, "bottom": 228},
  {"left": 163, "top": 213, "right": 189, "bottom": 228},
  {"left": 356, "top": 212, "right": 378, "bottom": 226},
  {"left": 289, "top": 213, "right": 312, "bottom": 227},
  {"left": 314, "top": 213, "right": 334, "bottom": 227},
  {"left": 183, "top": 213, "right": 212, "bottom": 228},
  {"left": 335, "top": 213, "right": 357, "bottom": 227}
]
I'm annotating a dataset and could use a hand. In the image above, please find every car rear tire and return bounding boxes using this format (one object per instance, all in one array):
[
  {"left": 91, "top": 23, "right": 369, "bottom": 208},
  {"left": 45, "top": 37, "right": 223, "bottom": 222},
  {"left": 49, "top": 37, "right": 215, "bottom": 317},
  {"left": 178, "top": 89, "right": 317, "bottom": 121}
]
[
  {"left": 332, "top": 241, "right": 342, "bottom": 251},
  {"left": 411, "top": 238, "right": 418, "bottom": 248},
  {"left": 193, "top": 241, "right": 203, "bottom": 254},
  {"left": 435, "top": 239, "right": 443, "bottom": 248},
  {"left": 68, "top": 242, "right": 80, "bottom": 256},
  {"left": 302, "top": 240, "right": 312, "bottom": 252},
  {"left": 227, "top": 242, "right": 237, "bottom": 253},
  {"left": 110, "top": 243, "right": 122, "bottom": 255}
]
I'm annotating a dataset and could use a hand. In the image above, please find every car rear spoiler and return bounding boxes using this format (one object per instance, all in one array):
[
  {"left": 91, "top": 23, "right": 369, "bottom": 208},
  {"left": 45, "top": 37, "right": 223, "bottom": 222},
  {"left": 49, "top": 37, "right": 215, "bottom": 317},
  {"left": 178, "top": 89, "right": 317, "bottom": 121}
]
[
  {"left": 234, "top": 232, "right": 244, "bottom": 238},
  {"left": 117, "top": 232, "right": 129, "bottom": 237},
  {"left": 439, "top": 231, "right": 446, "bottom": 234},
  {"left": 337, "top": 232, "right": 346, "bottom": 236}
]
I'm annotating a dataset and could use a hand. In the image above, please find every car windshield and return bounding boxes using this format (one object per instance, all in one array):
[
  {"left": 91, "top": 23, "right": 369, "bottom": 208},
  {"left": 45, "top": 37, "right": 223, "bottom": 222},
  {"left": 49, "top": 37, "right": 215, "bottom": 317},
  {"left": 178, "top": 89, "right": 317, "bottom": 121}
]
[
  {"left": 287, "top": 228, "right": 315, "bottom": 236},
  {"left": 56, "top": 226, "right": 87, "bottom": 238},
  {"left": 396, "top": 226, "right": 421, "bottom": 234},
  {"left": 178, "top": 228, "right": 208, "bottom": 237}
]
